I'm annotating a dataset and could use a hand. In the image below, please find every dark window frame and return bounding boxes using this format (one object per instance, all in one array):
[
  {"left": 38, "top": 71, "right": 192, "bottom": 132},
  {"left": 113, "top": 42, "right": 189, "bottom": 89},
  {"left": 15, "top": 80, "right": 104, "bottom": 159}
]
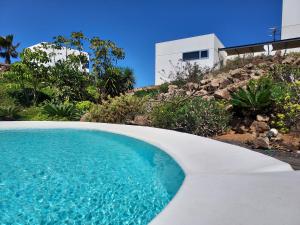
[
  {"left": 182, "top": 51, "right": 200, "bottom": 61},
  {"left": 200, "top": 49, "right": 209, "bottom": 59},
  {"left": 182, "top": 49, "right": 209, "bottom": 61}
]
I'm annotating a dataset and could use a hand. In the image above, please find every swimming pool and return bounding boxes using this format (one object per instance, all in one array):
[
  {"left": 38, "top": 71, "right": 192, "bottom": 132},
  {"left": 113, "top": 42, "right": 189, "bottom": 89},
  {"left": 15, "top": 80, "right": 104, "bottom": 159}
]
[{"left": 0, "top": 129, "right": 184, "bottom": 224}]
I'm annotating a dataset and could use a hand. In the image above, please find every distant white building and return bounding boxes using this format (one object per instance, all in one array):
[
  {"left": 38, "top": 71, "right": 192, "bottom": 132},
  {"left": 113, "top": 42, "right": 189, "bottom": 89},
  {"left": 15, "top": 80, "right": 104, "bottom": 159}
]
[
  {"left": 28, "top": 42, "right": 89, "bottom": 72},
  {"left": 155, "top": 34, "right": 225, "bottom": 85},
  {"left": 155, "top": 0, "right": 300, "bottom": 85}
]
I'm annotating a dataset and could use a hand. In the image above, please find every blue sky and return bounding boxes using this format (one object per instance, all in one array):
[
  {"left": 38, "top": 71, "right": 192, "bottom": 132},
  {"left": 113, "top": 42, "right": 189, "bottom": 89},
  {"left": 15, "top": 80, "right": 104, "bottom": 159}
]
[{"left": 1, "top": 0, "right": 282, "bottom": 87}]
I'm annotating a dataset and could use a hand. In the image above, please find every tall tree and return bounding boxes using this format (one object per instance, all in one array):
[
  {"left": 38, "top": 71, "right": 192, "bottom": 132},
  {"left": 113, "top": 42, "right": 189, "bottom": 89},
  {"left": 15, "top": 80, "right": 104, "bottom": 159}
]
[{"left": 0, "top": 35, "right": 20, "bottom": 64}]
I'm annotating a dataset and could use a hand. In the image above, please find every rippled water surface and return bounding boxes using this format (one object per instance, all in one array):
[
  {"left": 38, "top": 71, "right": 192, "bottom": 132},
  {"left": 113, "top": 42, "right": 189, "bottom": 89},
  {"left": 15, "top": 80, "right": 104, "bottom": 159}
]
[{"left": 0, "top": 129, "right": 184, "bottom": 224}]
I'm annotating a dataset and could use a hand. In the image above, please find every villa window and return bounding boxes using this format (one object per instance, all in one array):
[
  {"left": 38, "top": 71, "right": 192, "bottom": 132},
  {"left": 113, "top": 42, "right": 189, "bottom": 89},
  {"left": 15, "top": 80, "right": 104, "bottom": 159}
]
[
  {"left": 200, "top": 50, "right": 209, "bottom": 59},
  {"left": 182, "top": 50, "right": 209, "bottom": 61},
  {"left": 182, "top": 51, "right": 200, "bottom": 61}
]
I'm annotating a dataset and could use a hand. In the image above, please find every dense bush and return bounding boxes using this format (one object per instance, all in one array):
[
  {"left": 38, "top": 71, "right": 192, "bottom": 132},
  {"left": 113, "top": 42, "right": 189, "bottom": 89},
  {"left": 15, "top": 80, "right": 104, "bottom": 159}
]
[
  {"left": 75, "top": 100, "right": 94, "bottom": 114},
  {"left": 19, "top": 106, "right": 49, "bottom": 121},
  {"left": 43, "top": 103, "right": 80, "bottom": 121},
  {"left": 134, "top": 89, "right": 160, "bottom": 98},
  {"left": 8, "top": 88, "right": 51, "bottom": 107},
  {"left": 270, "top": 65, "right": 300, "bottom": 132},
  {"left": 0, "top": 106, "right": 20, "bottom": 120},
  {"left": 151, "top": 96, "right": 231, "bottom": 137},
  {"left": 159, "top": 61, "right": 207, "bottom": 86},
  {"left": 86, "top": 94, "right": 147, "bottom": 123}
]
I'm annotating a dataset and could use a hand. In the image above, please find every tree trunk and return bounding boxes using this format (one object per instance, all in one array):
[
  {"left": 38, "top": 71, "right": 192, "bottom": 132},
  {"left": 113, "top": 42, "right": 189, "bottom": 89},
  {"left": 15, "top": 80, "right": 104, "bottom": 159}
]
[{"left": 5, "top": 54, "right": 11, "bottom": 64}]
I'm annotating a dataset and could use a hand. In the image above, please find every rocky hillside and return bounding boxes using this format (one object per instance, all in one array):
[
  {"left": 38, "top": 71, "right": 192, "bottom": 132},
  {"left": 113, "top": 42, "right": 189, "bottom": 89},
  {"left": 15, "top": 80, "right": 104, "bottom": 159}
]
[
  {"left": 155, "top": 54, "right": 300, "bottom": 102},
  {"left": 132, "top": 53, "right": 300, "bottom": 156}
]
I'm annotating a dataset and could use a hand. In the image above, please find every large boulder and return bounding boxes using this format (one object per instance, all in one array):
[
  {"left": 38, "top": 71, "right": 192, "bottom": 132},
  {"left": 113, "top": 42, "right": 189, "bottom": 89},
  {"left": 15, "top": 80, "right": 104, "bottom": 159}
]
[
  {"left": 185, "top": 82, "right": 199, "bottom": 91},
  {"left": 250, "top": 121, "right": 270, "bottom": 134},
  {"left": 229, "top": 68, "right": 244, "bottom": 79},
  {"left": 253, "top": 137, "right": 270, "bottom": 149},
  {"left": 214, "top": 89, "right": 231, "bottom": 100}
]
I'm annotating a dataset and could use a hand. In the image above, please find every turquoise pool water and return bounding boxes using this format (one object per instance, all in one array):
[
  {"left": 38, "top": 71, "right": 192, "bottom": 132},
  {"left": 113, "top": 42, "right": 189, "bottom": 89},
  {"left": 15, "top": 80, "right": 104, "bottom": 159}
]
[{"left": 0, "top": 129, "right": 184, "bottom": 224}]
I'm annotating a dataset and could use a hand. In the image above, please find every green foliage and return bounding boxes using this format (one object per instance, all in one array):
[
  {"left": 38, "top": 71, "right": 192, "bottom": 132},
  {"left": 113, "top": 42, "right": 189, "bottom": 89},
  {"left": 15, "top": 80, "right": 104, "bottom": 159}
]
[
  {"left": 3, "top": 48, "right": 50, "bottom": 106},
  {"left": 151, "top": 97, "right": 231, "bottom": 137},
  {"left": 75, "top": 101, "right": 94, "bottom": 113},
  {"left": 0, "top": 82, "right": 16, "bottom": 106},
  {"left": 272, "top": 84, "right": 300, "bottom": 133},
  {"left": 0, "top": 105, "right": 20, "bottom": 120},
  {"left": 270, "top": 64, "right": 300, "bottom": 83},
  {"left": 87, "top": 94, "right": 147, "bottom": 123},
  {"left": 43, "top": 103, "right": 80, "bottom": 121},
  {"left": 19, "top": 106, "right": 49, "bottom": 121},
  {"left": 134, "top": 89, "right": 160, "bottom": 98},
  {"left": 231, "top": 77, "right": 274, "bottom": 116},
  {"left": 158, "top": 83, "right": 169, "bottom": 93},
  {"left": 99, "top": 67, "right": 135, "bottom": 98},
  {"left": 8, "top": 88, "right": 51, "bottom": 106}
]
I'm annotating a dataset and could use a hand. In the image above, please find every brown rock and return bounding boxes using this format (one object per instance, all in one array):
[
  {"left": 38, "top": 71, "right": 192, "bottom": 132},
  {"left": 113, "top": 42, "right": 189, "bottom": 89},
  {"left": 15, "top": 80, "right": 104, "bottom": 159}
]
[
  {"left": 229, "top": 68, "right": 244, "bottom": 79},
  {"left": 210, "top": 78, "right": 220, "bottom": 88},
  {"left": 214, "top": 89, "right": 231, "bottom": 100},
  {"left": 194, "top": 89, "right": 208, "bottom": 96},
  {"left": 282, "top": 56, "right": 295, "bottom": 65},
  {"left": 133, "top": 115, "right": 150, "bottom": 126},
  {"left": 218, "top": 77, "right": 232, "bottom": 89},
  {"left": 253, "top": 137, "right": 270, "bottom": 149},
  {"left": 250, "top": 121, "right": 270, "bottom": 133},
  {"left": 245, "top": 63, "right": 254, "bottom": 70},
  {"left": 186, "top": 82, "right": 199, "bottom": 91},
  {"left": 293, "top": 57, "right": 300, "bottom": 66},
  {"left": 168, "top": 85, "right": 178, "bottom": 94},
  {"left": 256, "top": 115, "right": 270, "bottom": 122},
  {"left": 200, "top": 79, "right": 210, "bottom": 85}
]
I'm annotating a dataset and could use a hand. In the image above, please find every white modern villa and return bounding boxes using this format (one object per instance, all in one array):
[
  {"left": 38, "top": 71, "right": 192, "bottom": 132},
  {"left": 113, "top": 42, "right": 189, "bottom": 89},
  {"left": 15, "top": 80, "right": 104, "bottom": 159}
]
[
  {"left": 28, "top": 42, "right": 89, "bottom": 72},
  {"left": 155, "top": 0, "right": 300, "bottom": 85}
]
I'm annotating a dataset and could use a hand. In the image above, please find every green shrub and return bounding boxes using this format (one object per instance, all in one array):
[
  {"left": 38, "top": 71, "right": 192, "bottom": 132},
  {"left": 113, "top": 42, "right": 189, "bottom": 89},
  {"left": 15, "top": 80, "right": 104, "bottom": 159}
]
[
  {"left": 272, "top": 80, "right": 300, "bottom": 133},
  {"left": 134, "top": 89, "right": 160, "bottom": 98},
  {"left": 0, "top": 83, "right": 16, "bottom": 106},
  {"left": 87, "top": 94, "right": 147, "bottom": 123},
  {"left": 43, "top": 103, "right": 80, "bottom": 121},
  {"left": 231, "top": 77, "right": 274, "bottom": 116},
  {"left": 151, "top": 97, "right": 231, "bottom": 137},
  {"left": 19, "top": 106, "right": 49, "bottom": 121},
  {"left": 158, "top": 83, "right": 169, "bottom": 93},
  {"left": 75, "top": 101, "right": 94, "bottom": 113},
  {"left": 0, "top": 106, "right": 20, "bottom": 121},
  {"left": 270, "top": 64, "right": 300, "bottom": 83}
]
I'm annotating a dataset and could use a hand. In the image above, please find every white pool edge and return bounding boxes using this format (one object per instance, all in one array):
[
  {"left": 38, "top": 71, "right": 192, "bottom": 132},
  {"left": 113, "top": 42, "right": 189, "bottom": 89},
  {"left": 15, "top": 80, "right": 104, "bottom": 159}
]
[{"left": 1, "top": 121, "right": 299, "bottom": 225}]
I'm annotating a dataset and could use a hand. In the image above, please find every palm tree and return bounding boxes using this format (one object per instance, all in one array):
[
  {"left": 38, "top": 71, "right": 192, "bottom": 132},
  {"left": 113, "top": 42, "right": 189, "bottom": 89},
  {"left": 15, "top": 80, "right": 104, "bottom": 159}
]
[
  {"left": 0, "top": 34, "right": 20, "bottom": 64},
  {"left": 121, "top": 67, "right": 135, "bottom": 91}
]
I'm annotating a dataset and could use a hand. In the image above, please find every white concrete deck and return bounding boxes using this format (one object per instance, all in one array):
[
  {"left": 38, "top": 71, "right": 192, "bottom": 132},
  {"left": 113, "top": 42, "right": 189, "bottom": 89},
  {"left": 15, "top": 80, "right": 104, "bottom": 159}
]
[{"left": 1, "top": 121, "right": 299, "bottom": 225}]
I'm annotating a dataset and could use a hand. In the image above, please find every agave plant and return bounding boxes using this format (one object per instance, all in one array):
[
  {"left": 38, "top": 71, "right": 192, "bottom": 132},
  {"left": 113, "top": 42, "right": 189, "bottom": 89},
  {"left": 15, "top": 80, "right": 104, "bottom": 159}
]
[
  {"left": 231, "top": 77, "right": 273, "bottom": 115},
  {"left": 0, "top": 106, "right": 19, "bottom": 120},
  {"left": 43, "top": 103, "right": 80, "bottom": 121}
]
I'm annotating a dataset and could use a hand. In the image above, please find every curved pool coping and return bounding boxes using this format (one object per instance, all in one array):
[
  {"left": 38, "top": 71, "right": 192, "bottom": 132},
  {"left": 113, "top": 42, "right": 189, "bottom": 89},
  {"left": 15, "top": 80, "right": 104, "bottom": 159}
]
[{"left": 0, "top": 121, "right": 300, "bottom": 225}]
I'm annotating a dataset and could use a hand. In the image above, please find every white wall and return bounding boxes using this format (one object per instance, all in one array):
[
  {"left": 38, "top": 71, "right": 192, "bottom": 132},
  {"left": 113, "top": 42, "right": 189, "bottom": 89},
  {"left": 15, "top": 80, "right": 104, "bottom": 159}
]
[
  {"left": 282, "top": 0, "right": 300, "bottom": 40},
  {"left": 28, "top": 42, "right": 89, "bottom": 72},
  {"left": 155, "top": 34, "right": 223, "bottom": 85},
  {"left": 281, "top": 0, "right": 300, "bottom": 53}
]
